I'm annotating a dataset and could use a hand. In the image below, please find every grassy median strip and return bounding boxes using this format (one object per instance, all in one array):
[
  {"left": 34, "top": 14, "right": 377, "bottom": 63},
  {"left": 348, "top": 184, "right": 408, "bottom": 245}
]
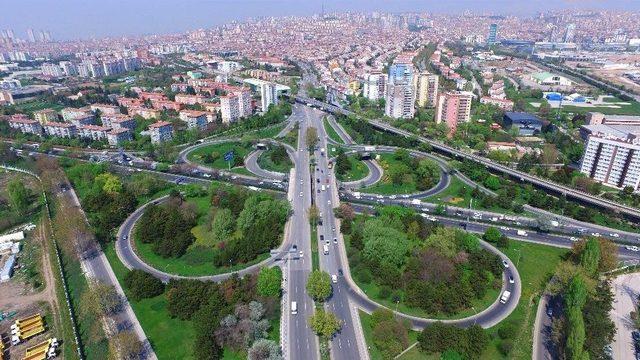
[
  {"left": 311, "top": 226, "right": 319, "bottom": 271},
  {"left": 323, "top": 117, "right": 344, "bottom": 144}
]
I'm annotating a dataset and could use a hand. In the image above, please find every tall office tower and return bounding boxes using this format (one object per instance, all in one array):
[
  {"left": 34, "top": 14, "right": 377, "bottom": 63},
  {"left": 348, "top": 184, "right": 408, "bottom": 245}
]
[
  {"left": 38, "top": 30, "right": 46, "bottom": 42},
  {"left": 564, "top": 23, "right": 576, "bottom": 43},
  {"left": 384, "top": 63, "right": 415, "bottom": 119},
  {"left": 27, "top": 29, "right": 36, "bottom": 43},
  {"left": 260, "top": 82, "right": 278, "bottom": 111},
  {"left": 435, "top": 91, "right": 473, "bottom": 136},
  {"left": 60, "top": 61, "right": 78, "bottom": 76},
  {"left": 44, "top": 31, "right": 52, "bottom": 42},
  {"left": 414, "top": 72, "right": 439, "bottom": 108},
  {"left": 362, "top": 72, "right": 387, "bottom": 101},
  {"left": 237, "top": 88, "right": 253, "bottom": 118},
  {"left": 487, "top": 24, "right": 498, "bottom": 45}
]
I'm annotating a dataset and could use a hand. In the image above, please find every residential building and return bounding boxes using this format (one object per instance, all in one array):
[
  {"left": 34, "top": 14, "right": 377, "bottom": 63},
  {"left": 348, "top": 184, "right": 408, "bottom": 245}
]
[
  {"left": 90, "top": 104, "right": 120, "bottom": 115},
  {"left": 260, "top": 82, "right": 278, "bottom": 111},
  {"left": 488, "top": 24, "right": 498, "bottom": 45},
  {"left": 502, "top": 112, "right": 544, "bottom": 136},
  {"left": 174, "top": 94, "right": 207, "bottom": 105},
  {"left": 414, "top": 72, "right": 439, "bottom": 108},
  {"left": 237, "top": 89, "right": 253, "bottom": 118},
  {"left": 385, "top": 64, "right": 415, "bottom": 119},
  {"left": 148, "top": 121, "right": 173, "bottom": 144},
  {"left": 362, "top": 72, "right": 387, "bottom": 101},
  {"left": 587, "top": 113, "right": 640, "bottom": 126},
  {"left": 44, "top": 122, "right": 77, "bottom": 138},
  {"left": 106, "top": 128, "right": 132, "bottom": 146},
  {"left": 579, "top": 132, "right": 640, "bottom": 191},
  {"left": 77, "top": 125, "right": 110, "bottom": 141},
  {"left": 7, "top": 115, "right": 43, "bottom": 135},
  {"left": 61, "top": 107, "right": 93, "bottom": 122},
  {"left": 101, "top": 115, "right": 136, "bottom": 131},
  {"left": 179, "top": 110, "right": 208, "bottom": 130},
  {"left": 129, "top": 107, "right": 160, "bottom": 119},
  {"left": 69, "top": 115, "right": 95, "bottom": 127},
  {"left": 41, "top": 63, "right": 64, "bottom": 77},
  {"left": 33, "top": 109, "right": 58, "bottom": 124},
  {"left": 221, "top": 94, "right": 241, "bottom": 123},
  {"left": 480, "top": 96, "right": 514, "bottom": 111},
  {"left": 435, "top": 91, "right": 473, "bottom": 135},
  {"left": 60, "top": 61, "right": 78, "bottom": 76}
]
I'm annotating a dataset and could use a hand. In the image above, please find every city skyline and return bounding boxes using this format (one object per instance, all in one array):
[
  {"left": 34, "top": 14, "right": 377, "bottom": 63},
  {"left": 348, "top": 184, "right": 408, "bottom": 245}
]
[{"left": 2, "top": 0, "right": 640, "bottom": 41}]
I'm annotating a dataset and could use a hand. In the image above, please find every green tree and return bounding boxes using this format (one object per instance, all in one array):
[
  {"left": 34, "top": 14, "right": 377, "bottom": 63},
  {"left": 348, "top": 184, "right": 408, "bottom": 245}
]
[
  {"left": 210, "top": 208, "right": 235, "bottom": 243},
  {"left": 580, "top": 238, "right": 601, "bottom": 276},
  {"left": 257, "top": 267, "right": 282, "bottom": 298},
  {"left": 306, "top": 270, "right": 332, "bottom": 302},
  {"left": 7, "top": 179, "right": 31, "bottom": 215},
  {"left": 309, "top": 309, "right": 341, "bottom": 338},
  {"left": 483, "top": 227, "right": 502, "bottom": 244},
  {"left": 123, "top": 269, "right": 165, "bottom": 301},
  {"left": 96, "top": 173, "right": 123, "bottom": 194},
  {"left": 308, "top": 205, "right": 320, "bottom": 226},
  {"left": 306, "top": 127, "right": 319, "bottom": 150}
]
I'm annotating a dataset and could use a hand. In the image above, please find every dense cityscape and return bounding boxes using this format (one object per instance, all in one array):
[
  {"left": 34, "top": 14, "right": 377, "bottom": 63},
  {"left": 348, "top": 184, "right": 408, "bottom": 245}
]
[{"left": 1, "top": 3, "right": 640, "bottom": 360}]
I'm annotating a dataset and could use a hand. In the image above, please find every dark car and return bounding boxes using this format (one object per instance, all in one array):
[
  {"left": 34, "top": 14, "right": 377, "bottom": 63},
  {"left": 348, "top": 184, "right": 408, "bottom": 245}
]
[
  {"left": 633, "top": 330, "right": 640, "bottom": 342},
  {"left": 320, "top": 235, "right": 324, "bottom": 241},
  {"left": 338, "top": 269, "right": 344, "bottom": 276}
]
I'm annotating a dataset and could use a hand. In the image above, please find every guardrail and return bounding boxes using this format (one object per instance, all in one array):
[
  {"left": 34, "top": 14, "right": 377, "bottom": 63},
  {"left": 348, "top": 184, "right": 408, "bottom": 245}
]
[{"left": 1, "top": 165, "right": 84, "bottom": 360}]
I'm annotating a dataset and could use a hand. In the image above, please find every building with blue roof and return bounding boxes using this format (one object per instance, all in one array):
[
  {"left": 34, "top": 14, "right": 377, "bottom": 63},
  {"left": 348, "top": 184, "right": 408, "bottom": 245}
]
[{"left": 503, "top": 112, "right": 544, "bottom": 136}]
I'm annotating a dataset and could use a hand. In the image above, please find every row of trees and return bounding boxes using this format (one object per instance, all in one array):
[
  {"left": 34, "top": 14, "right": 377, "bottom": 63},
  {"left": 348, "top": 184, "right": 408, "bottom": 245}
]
[{"left": 383, "top": 149, "right": 441, "bottom": 191}]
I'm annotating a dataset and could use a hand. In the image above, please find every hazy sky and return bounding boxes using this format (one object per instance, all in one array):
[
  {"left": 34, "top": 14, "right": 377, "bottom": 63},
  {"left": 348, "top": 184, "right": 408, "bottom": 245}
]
[{"left": 2, "top": 0, "right": 639, "bottom": 41}]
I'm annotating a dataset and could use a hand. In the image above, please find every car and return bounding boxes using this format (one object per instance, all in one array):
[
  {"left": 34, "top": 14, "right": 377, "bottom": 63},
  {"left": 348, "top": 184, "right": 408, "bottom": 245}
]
[
  {"left": 327, "top": 200, "right": 331, "bottom": 205},
  {"left": 547, "top": 307, "right": 553, "bottom": 317},
  {"left": 331, "top": 227, "right": 336, "bottom": 232},
  {"left": 299, "top": 250, "right": 304, "bottom": 258},
  {"left": 376, "top": 195, "right": 384, "bottom": 199},
  {"left": 570, "top": 237, "right": 579, "bottom": 242},
  {"left": 292, "top": 244, "right": 298, "bottom": 251},
  {"left": 317, "top": 189, "right": 320, "bottom": 193},
  {"left": 122, "top": 235, "right": 128, "bottom": 240},
  {"left": 633, "top": 330, "right": 640, "bottom": 342},
  {"left": 610, "top": 233, "right": 620, "bottom": 238},
  {"left": 591, "top": 232, "right": 601, "bottom": 237},
  {"left": 299, "top": 192, "right": 303, "bottom": 197},
  {"left": 509, "top": 276, "right": 515, "bottom": 284},
  {"left": 389, "top": 195, "right": 397, "bottom": 199},
  {"left": 502, "top": 260, "right": 509, "bottom": 268},
  {"left": 628, "top": 246, "right": 640, "bottom": 252},
  {"left": 331, "top": 275, "right": 338, "bottom": 283},
  {"left": 333, "top": 238, "right": 338, "bottom": 244},
  {"left": 338, "top": 269, "right": 344, "bottom": 276},
  {"left": 320, "top": 235, "right": 324, "bottom": 241},
  {"left": 500, "top": 226, "right": 509, "bottom": 231},
  {"left": 316, "top": 178, "right": 320, "bottom": 183}
]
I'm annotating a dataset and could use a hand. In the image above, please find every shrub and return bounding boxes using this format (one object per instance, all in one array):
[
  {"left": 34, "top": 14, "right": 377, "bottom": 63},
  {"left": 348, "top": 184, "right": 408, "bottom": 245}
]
[{"left": 378, "top": 286, "right": 392, "bottom": 299}]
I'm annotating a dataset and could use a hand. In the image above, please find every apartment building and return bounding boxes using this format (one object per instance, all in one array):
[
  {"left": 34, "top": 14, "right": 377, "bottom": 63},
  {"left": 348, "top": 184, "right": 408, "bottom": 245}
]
[
  {"left": 237, "top": 89, "right": 253, "bottom": 118},
  {"left": 362, "top": 72, "right": 387, "bottom": 101},
  {"left": 174, "top": 94, "right": 207, "bottom": 105},
  {"left": 260, "top": 82, "right": 278, "bottom": 111},
  {"left": 106, "top": 128, "right": 132, "bottom": 146},
  {"left": 77, "top": 125, "right": 110, "bottom": 141},
  {"left": 101, "top": 115, "right": 136, "bottom": 131},
  {"left": 220, "top": 94, "right": 241, "bottom": 123},
  {"left": 179, "top": 110, "right": 208, "bottom": 130},
  {"left": 129, "top": 107, "right": 160, "bottom": 119},
  {"left": 7, "top": 115, "right": 43, "bottom": 135},
  {"left": 44, "top": 122, "right": 77, "bottom": 138},
  {"left": 148, "top": 121, "right": 173, "bottom": 144},
  {"left": 90, "top": 104, "right": 120, "bottom": 115},
  {"left": 480, "top": 96, "right": 514, "bottom": 111},
  {"left": 384, "top": 64, "right": 415, "bottom": 119},
  {"left": 61, "top": 107, "right": 93, "bottom": 122},
  {"left": 33, "top": 109, "right": 58, "bottom": 124},
  {"left": 414, "top": 72, "right": 439, "bottom": 108},
  {"left": 579, "top": 131, "right": 640, "bottom": 191},
  {"left": 435, "top": 91, "right": 473, "bottom": 135}
]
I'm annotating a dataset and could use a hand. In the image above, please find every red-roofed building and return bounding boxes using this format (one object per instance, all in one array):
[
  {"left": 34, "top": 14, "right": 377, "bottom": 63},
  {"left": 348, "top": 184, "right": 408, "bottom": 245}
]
[{"left": 148, "top": 121, "right": 173, "bottom": 143}]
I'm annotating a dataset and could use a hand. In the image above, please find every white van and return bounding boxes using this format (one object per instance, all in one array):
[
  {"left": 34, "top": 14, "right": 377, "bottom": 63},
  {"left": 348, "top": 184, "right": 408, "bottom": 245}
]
[
  {"left": 323, "top": 244, "right": 329, "bottom": 255},
  {"left": 291, "top": 301, "right": 298, "bottom": 315}
]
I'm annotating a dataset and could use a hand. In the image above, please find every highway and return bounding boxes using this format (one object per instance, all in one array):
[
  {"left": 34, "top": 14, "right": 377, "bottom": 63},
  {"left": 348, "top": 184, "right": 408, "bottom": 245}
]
[
  {"left": 310, "top": 107, "right": 367, "bottom": 359},
  {"left": 294, "top": 95, "right": 640, "bottom": 220}
]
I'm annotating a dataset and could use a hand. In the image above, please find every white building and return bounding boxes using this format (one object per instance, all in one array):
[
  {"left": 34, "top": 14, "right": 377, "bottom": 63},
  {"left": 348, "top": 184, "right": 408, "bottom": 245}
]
[
  {"left": 260, "top": 82, "right": 278, "bottom": 111},
  {"left": 41, "top": 63, "right": 64, "bottom": 77},
  {"left": 221, "top": 94, "right": 241, "bottom": 123},
  {"left": 106, "top": 128, "right": 132, "bottom": 146},
  {"left": 7, "top": 115, "right": 43, "bottom": 135},
  {"left": 148, "top": 121, "right": 173, "bottom": 144},
  {"left": 77, "top": 125, "right": 109, "bottom": 141},
  {"left": 44, "top": 122, "right": 77, "bottom": 138},
  {"left": 384, "top": 64, "right": 415, "bottom": 119},
  {"left": 179, "top": 110, "right": 208, "bottom": 130},
  {"left": 579, "top": 131, "right": 640, "bottom": 191},
  {"left": 362, "top": 72, "right": 387, "bottom": 101},
  {"left": 237, "top": 89, "right": 253, "bottom": 118}
]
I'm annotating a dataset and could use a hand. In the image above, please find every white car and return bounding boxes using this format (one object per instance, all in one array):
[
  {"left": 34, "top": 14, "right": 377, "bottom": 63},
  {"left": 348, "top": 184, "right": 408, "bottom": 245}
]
[
  {"left": 591, "top": 232, "right": 601, "bottom": 237},
  {"left": 569, "top": 237, "right": 578, "bottom": 242},
  {"left": 626, "top": 245, "right": 639, "bottom": 252},
  {"left": 328, "top": 200, "right": 331, "bottom": 205},
  {"left": 610, "top": 233, "right": 620, "bottom": 238},
  {"left": 500, "top": 226, "right": 509, "bottom": 231},
  {"left": 389, "top": 195, "right": 397, "bottom": 199},
  {"left": 299, "top": 192, "right": 303, "bottom": 197},
  {"left": 509, "top": 276, "right": 515, "bottom": 284},
  {"left": 502, "top": 260, "right": 509, "bottom": 268},
  {"left": 376, "top": 195, "right": 384, "bottom": 199},
  {"left": 331, "top": 275, "right": 338, "bottom": 283}
]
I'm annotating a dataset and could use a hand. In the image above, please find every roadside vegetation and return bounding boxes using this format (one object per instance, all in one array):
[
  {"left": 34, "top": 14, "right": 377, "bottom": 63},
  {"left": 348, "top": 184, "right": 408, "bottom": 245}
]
[
  {"left": 187, "top": 141, "right": 253, "bottom": 171},
  {"left": 362, "top": 150, "right": 440, "bottom": 195},
  {"left": 323, "top": 116, "right": 345, "bottom": 144},
  {"left": 334, "top": 151, "right": 369, "bottom": 183},
  {"left": 257, "top": 144, "right": 293, "bottom": 173}
]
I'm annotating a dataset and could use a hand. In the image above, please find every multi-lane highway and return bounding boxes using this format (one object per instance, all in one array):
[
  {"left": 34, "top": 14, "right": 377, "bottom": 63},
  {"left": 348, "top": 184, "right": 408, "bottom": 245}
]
[{"left": 295, "top": 95, "right": 640, "bottom": 220}]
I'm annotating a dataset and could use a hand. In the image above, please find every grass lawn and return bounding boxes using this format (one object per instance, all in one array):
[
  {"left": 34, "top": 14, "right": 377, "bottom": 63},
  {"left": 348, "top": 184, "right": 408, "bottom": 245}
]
[
  {"left": 361, "top": 154, "right": 421, "bottom": 195},
  {"left": 323, "top": 117, "right": 344, "bottom": 144},
  {"left": 480, "top": 241, "right": 567, "bottom": 360},
  {"left": 13, "top": 100, "right": 66, "bottom": 113},
  {"left": 251, "top": 123, "right": 287, "bottom": 139},
  {"left": 105, "top": 242, "right": 196, "bottom": 359},
  {"left": 336, "top": 155, "right": 369, "bottom": 183},
  {"left": 559, "top": 101, "right": 640, "bottom": 116},
  {"left": 423, "top": 176, "right": 470, "bottom": 208},
  {"left": 187, "top": 141, "right": 252, "bottom": 170},
  {"left": 257, "top": 149, "right": 293, "bottom": 173},
  {"left": 311, "top": 226, "right": 319, "bottom": 271}
]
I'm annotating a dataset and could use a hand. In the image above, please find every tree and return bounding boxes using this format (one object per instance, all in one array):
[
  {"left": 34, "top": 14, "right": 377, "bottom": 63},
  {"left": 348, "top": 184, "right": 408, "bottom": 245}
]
[
  {"left": 210, "top": 208, "right": 235, "bottom": 243},
  {"left": 124, "top": 269, "right": 165, "bottom": 301},
  {"left": 7, "top": 179, "right": 32, "bottom": 215},
  {"left": 306, "top": 270, "right": 332, "bottom": 302},
  {"left": 109, "top": 331, "right": 143, "bottom": 360},
  {"left": 257, "top": 267, "right": 282, "bottom": 298},
  {"left": 308, "top": 205, "right": 320, "bottom": 226},
  {"left": 96, "top": 173, "right": 123, "bottom": 194},
  {"left": 248, "top": 339, "right": 283, "bottom": 360},
  {"left": 483, "top": 227, "right": 501, "bottom": 244},
  {"left": 309, "top": 309, "right": 342, "bottom": 338},
  {"left": 82, "top": 280, "right": 121, "bottom": 317},
  {"left": 579, "top": 238, "right": 601, "bottom": 276},
  {"left": 306, "top": 127, "right": 319, "bottom": 150}
]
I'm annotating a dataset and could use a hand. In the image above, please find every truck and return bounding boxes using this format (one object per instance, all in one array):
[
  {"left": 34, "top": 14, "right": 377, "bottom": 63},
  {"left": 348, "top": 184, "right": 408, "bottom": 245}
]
[
  {"left": 411, "top": 199, "right": 421, "bottom": 206},
  {"left": 323, "top": 244, "right": 329, "bottom": 255},
  {"left": 11, "top": 324, "right": 45, "bottom": 345},
  {"left": 23, "top": 349, "right": 47, "bottom": 360},
  {"left": 550, "top": 220, "right": 560, "bottom": 227},
  {"left": 363, "top": 146, "right": 376, "bottom": 152},
  {"left": 291, "top": 301, "right": 298, "bottom": 315},
  {"left": 516, "top": 230, "right": 528, "bottom": 237},
  {"left": 320, "top": 148, "right": 325, "bottom": 156},
  {"left": 11, "top": 313, "right": 41, "bottom": 331},
  {"left": 500, "top": 291, "right": 511, "bottom": 304},
  {"left": 321, "top": 185, "right": 326, "bottom": 192},
  {"left": 352, "top": 192, "right": 361, "bottom": 199},
  {"left": 25, "top": 339, "right": 53, "bottom": 358},
  {"left": 11, "top": 318, "right": 44, "bottom": 335}
]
